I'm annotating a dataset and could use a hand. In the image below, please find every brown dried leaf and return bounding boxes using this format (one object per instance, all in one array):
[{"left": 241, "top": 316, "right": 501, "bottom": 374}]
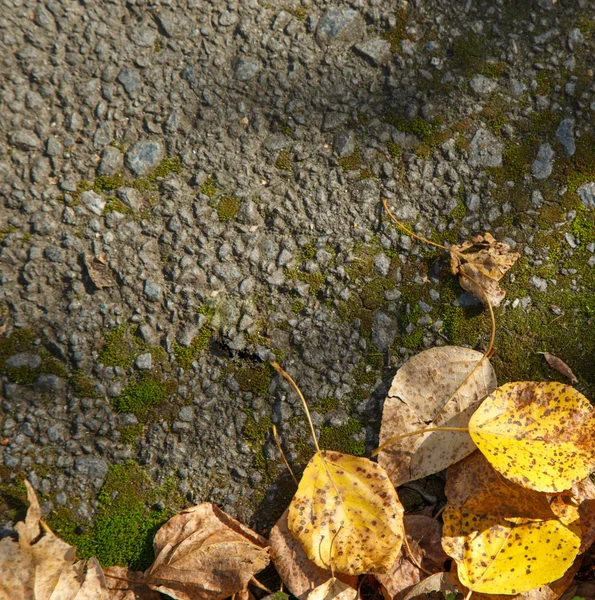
[
  {"left": 145, "top": 503, "right": 270, "bottom": 600},
  {"left": 538, "top": 352, "right": 578, "bottom": 384},
  {"left": 402, "top": 572, "right": 461, "bottom": 600},
  {"left": 104, "top": 566, "right": 160, "bottom": 600},
  {"left": 560, "top": 580, "right": 595, "bottom": 600},
  {"left": 378, "top": 346, "right": 497, "bottom": 487},
  {"left": 269, "top": 509, "right": 357, "bottom": 600},
  {"left": 0, "top": 480, "right": 113, "bottom": 600},
  {"left": 450, "top": 232, "right": 519, "bottom": 308},
  {"left": 445, "top": 450, "right": 556, "bottom": 520},
  {"left": 376, "top": 515, "right": 448, "bottom": 599},
  {"left": 84, "top": 253, "right": 115, "bottom": 289}
]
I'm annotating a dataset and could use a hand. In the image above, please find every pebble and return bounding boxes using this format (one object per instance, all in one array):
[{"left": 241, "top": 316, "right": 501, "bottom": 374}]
[
  {"left": 235, "top": 59, "right": 260, "bottom": 81},
  {"left": 44, "top": 246, "right": 64, "bottom": 262},
  {"left": 333, "top": 130, "right": 355, "bottom": 157},
  {"left": 6, "top": 353, "right": 41, "bottom": 369},
  {"left": 144, "top": 279, "right": 162, "bottom": 302},
  {"left": 117, "top": 69, "right": 142, "bottom": 94},
  {"left": 468, "top": 128, "right": 503, "bottom": 167},
  {"left": 98, "top": 146, "right": 124, "bottom": 176},
  {"left": 577, "top": 182, "right": 595, "bottom": 209},
  {"left": 354, "top": 38, "right": 391, "bottom": 67},
  {"left": 316, "top": 8, "right": 364, "bottom": 43},
  {"left": 9, "top": 129, "right": 40, "bottom": 150},
  {"left": 370, "top": 312, "right": 397, "bottom": 352},
  {"left": 529, "top": 276, "right": 548, "bottom": 292},
  {"left": 74, "top": 457, "right": 109, "bottom": 481},
  {"left": 374, "top": 253, "right": 391, "bottom": 277},
  {"left": 135, "top": 353, "right": 152, "bottom": 370},
  {"left": 469, "top": 74, "right": 498, "bottom": 96},
  {"left": 125, "top": 141, "right": 164, "bottom": 176},
  {"left": 556, "top": 118, "right": 575, "bottom": 157},
  {"left": 80, "top": 190, "right": 106, "bottom": 216},
  {"left": 531, "top": 144, "right": 554, "bottom": 180}
]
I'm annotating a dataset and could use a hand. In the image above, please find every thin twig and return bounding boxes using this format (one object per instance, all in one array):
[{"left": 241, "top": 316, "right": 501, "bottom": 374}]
[
  {"left": 250, "top": 576, "right": 271, "bottom": 593},
  {"left": 465, "top": 590, "right": 474, "bottom": 600},
  {"left": 402, "top": 533, "right": 433, "bottom": 576},
  {"left": 272, "top": 424, "right": 298, "bottom": 485}
]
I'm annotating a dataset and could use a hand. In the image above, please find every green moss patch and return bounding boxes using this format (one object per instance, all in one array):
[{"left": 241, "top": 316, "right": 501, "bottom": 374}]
[
  {"left": 119, "top": 424, "right": 144, "bottom": 444},
  {"left": 47, "top": 462, "right": 183, "bottom": 570},
  {"left": 113, "top": 376, "right": 170, "bottom": 419},
  {"left": 99, "top": 326, "right": 147, "bottom": 369},
  {"left": 319, "top": 419, "right": 365, "bottom": 456},
  {"left": 236, "top": 364, "right": 274, "bottom": 396},
  {"left": 216, "top": 196, "right": 240, "bottom": 222},
  {"left": 383, "top": 8, "right": 409, "bottom": 53},
  {"left": 275, "top": 150, "right": 293, "bottom": 171},
  {"left": 173, "top": 329, "right": 212, "bottom": 369}
]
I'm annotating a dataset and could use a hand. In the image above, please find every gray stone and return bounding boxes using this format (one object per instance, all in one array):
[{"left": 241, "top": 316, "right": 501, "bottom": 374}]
[
  {"left": 55, "top": 492, "right": 67, "bottom": 506},
  {"left": 135, "top": 353, "right": 152, "bottom": 370},
  {"left": 98, "top": 146, "right": 123, "bottom": 176},
  {"left": 469, "top": 74, "right": 498, "bottom": 96},
  {"left": 144, "top": 280, "right": 162, "bottom": 302},
  {"left": 316, "top": 9, "right": 364, "bottom": 43},
  {"left": 235, "top": 59, "right": 260, "bottom": 81},
  {"left": 468, "top": 128, "right": 503, "bottom": 168},
  {"left": 139, "top": 324, "right": 160, "bottom": 346},
  {"left": 354, "top": 38, "right": 391, "bottom": 67},
  {"left": 46, "top": 137, "right": 62, "bottom": 156},
  {"left": 577, "top": 182, "right": 595, "bottom": 209},
  {"left": 322, "top": 111, "right": 348, "bottom": 132},
  {"left": 80, "top": 190, "right": 106, "bottom": 215},
  {"left": 510, "top": 80, "right": 527, "bottom": 97},
  {"left": 125, "top": 141, "right": 164, "bottom": 176},
  {"left": 556, "top": 118, "right": 575, "bottom": 157},
  {"left": 531, "top": 144, "right": 554, "bottom": 180},
  {"left": 115, "top": 187, "right": 142, "bottom": 210},
  {"left": 529, "top": 276, "right": 548, "bottom": 292},
  {"left": 6, "top": 353, "right": 41, "bottom": 369},
  {"left": 34, "top": 374, "right": 66, "bottom": 394},
  {"left": 74, "top": 457, "right": 109, "bottom": 480},
  {"left": 44, "top": 246, "right": 64, "bottom": 262},
  {"left": 156, "top": 10, "right": 185, "bottom": 38},
  {"left": 333, "top": 130, "right": 355, "bottom": 157},
  {"left": 93, "top": 122, "right": 112, "bottom": 149},
  {"left": 453, "top": 292, "right": 481, "bottom": 308},
  {"left": 374, "top": 253, "right": 391, "bottom": 277},
  {"left": 178, "top": 406, "right": 194, "bottom": 422},
  {"left": 9, "top": 130, "right": 40, "bottom": 150},
  {"left": 370, "top": 312, "right": 397, "bottom": 352},
  {"left": 568, "top": 28, "right": 584, "bottom": 51},
  {"left": 117, "top": 69, "right": 142, "bottom": 94}
]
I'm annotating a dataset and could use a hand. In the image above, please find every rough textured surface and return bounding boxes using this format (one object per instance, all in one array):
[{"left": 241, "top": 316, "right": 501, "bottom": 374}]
[{"left": 1, "top": 0, "right": 595, "bottom": 567}]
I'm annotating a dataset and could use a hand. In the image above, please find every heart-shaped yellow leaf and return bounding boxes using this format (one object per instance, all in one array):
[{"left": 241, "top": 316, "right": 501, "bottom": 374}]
[
  {"left": 442, "top": 506, "right": 581, "bottom": 595},
  {"left": 288, "top": 451, "right": 404, "bottom": 576},
  {"left": 469, "top": 382, "right": 595, "bottom": 492}
]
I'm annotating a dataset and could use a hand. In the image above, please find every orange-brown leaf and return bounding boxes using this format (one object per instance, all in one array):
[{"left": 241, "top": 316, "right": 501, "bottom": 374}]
[
  {"left": 145, "top": 503, "right": 269, "bottom": 600},
  {"left": 104, "top": 567, "right": 160, "bottom": 600}
]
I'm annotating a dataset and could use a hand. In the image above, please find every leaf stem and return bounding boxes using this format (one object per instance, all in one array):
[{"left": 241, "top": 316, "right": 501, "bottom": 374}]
[
  {"left": 381, "top": 197, "right": 447, "bottom": 251},
  {"left": 272, "top": 424, "right": 298, "bottom": 485},
  {"left": 270, "top": 361, "right": 321, "bottom": 455},
  {"left": 372, "top": 427, "right": 470, "bottom": 457}
]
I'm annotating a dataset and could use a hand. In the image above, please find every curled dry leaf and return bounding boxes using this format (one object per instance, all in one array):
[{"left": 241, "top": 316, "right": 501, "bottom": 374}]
[
  {"left": 145, "top": 502, "right": 270, "bottom": 600},
  {"left": 445, "top": 450, "right": 556, "bottom": 520},
  {"left": 104, "top": 566, "right": 160, "bottom": 600},
  {"left": 269, "top": 509, "right": 357, "bottom": 600},
  {"left": 376, "top": 515, "right": 448, "bottom": 599},
  {"left": 538, "top": 352, "right": 578, "bottom": 384},
  {"left": 307, "top": 578, "right": 357, "bottom": 600},
  {"left": 288, "top": 451, "right": 404, "bottom": 576},
  {"left": 83, "top": 253, "right": 115, "bottom": 289},
  {"left": 450, "top": 232, "right": 520, "bottom": 308},
  {"left": 442, "top": 506, "right": 581, "bottom": 595},
  {"left": 402, "top": 572, "right": 461, "bottom": 600},
  {"left": 469, "top": 382, "right": 595, "bottom": 493},
  {"left": 0, "top": 480, "right": 113, "bottom": 600},
  {"left": 378, "top": 346, "right": 497, "bottom": 487}
]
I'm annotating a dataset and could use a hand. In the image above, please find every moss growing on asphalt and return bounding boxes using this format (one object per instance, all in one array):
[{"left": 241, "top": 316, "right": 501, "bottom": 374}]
[
  {"left": 199, "top": 176, "right": 218, "bottom": 198},
  {"left": 382, "top": 112, "right": 433, "bottom": 139},
  {"left": 383, "top": 7, "right": 409, "bottom": 53},
  {"left": 70, "top": 370, "right": 99, "bottom": 398},
  {"left": 173, "top": 329, "right": 212, "bottom": 369},
  {"left": 387, "top": 141, "right": 402, "bottom": 158},
  {"left": 360, "top": 278, "right": 395, "bottom": 310},
  {"left": 119, "top": 424, "right": 144, "bottom": 444},
  {"left": 310, "top": 397, "right": 339, "bottom": 414},
  {"left": 102, "top": 198, "right": 134, "bottom": 216},
  {"left": 236, "top": 364, "right": 274, "bottom": 396},
  {"left": 47, "top": 462, "right": 176, "bottom": 570},
  {"left": 275, "top": 150, "right": 292, "bottom": 171},
  {"left": 570, "top": 206, "right": 595, "bottom": 244},
  {"left": 319, "top": 419, "right": 365, "bottom": 456},
  {"left": 113, "top": 376, "right": 169, "bottom": 418},
  {"left": 217, "top": 196, "right": 240, "bottom": 222},
  {"left": 338, "top": 149, "right": 362, "bottom": 171},
  {"left": 100, "top": 326, "right": 146, "bottom": 369},
  {"left": 149, "top": 156, "right": 182, "bottom": 180}
]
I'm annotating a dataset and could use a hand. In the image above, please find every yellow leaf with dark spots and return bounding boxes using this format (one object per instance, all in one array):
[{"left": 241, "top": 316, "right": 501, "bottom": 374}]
[
  {"left": 469, "top": 382, "right": 595, "bottom": 493},
  {"left": 288, "top": 451, "right": 404, "bottom": 576},
  {"left": 442, "top": 506, "right": 581, "bottom": 595}
]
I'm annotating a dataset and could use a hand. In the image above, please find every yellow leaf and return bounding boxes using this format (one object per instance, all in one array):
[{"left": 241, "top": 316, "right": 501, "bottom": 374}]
[
  {"left": 441, "top": 506, "right": 581, "bottom": 595},
  {"left": 288, "top": 451, "right": 404, "bottom": 576},
  {"left": 307, "top": 578, "right": 357, "bottom": 600},
  {"left": 469, "top": 382, "right": 595, "bottom": 493},
  {"left": 378, "top": 346, "right": 497, "bottom": 487}
]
